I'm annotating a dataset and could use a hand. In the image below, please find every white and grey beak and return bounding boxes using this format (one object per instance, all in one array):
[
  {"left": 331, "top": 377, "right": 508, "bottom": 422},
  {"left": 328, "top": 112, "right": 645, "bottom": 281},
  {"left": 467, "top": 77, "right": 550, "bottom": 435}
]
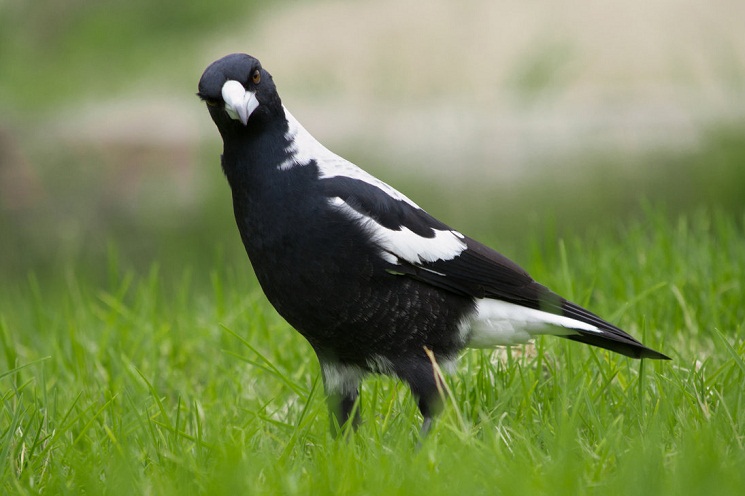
[{"left": 221, "top": 80, "right": 259, "bottom": 125}]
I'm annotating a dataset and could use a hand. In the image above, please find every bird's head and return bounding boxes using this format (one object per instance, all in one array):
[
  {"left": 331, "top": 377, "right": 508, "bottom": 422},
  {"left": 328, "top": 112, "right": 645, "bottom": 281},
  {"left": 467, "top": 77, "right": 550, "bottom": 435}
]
[{"left": 197, "top": 53, "right": 282, "bottom": 134}]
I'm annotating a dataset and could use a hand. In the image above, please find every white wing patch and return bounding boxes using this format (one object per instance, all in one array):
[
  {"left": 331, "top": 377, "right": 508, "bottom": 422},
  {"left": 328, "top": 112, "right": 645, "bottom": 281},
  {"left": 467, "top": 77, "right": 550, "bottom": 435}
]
[
  {"left": 331, "top": 197, "right": 467, "bottom": 264},
  {"left": 280, "top": 106, "right": 422, "bottom": 209},
  {"left": 463, "top": 298, "right": 601, "bottom": 348},
  {"left": 281, "top": 105, "right": 465, "bottom": 263}
]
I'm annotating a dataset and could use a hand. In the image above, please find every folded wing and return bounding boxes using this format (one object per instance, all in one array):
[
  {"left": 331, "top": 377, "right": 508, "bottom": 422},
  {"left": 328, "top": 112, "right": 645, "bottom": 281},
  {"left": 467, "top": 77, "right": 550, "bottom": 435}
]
[{"left": 322, "top": 175, "right": 669, "bottom": 360}]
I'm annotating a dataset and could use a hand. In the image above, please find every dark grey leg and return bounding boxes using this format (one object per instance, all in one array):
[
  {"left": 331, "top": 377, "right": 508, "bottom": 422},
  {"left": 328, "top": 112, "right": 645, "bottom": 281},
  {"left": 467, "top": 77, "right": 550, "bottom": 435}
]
[
  {"left": 398, "top": 359, "right": 446, "bottom": 439},
  {"left": 416, "top": 390, "right": 444, "bottom": 438},
  {"left": 326, "top": 389, "right": 361, "bottom": 435},
  {"left": 320, "top": 360, "right": 363, "bottom": 436},
  {"left": 420, "top": 416, "right": 434, "bottom": 439}
]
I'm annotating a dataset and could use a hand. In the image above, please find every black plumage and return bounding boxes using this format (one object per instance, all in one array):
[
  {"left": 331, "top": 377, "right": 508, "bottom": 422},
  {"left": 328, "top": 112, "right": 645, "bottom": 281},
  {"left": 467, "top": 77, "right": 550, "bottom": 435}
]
[{"left": 197, "top": 53, "right": 669, "bottom": 436}]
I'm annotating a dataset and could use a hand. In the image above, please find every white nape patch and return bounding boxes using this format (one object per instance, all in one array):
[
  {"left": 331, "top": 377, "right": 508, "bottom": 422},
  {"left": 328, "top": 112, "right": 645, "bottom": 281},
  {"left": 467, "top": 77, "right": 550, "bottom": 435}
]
[
  {"left": 464, "top": 298, "right": 600, "bottom": 348},
  {"left": 331, "top": 197, "right": 467, "bottom": 264},
  {"left": 280, "top": 107, "right": 422, "bottom": 209},
  {"left": 279, "top": 106, "right": 336, "bottom": 170},
  {"left": 321, "top": 362, "right": 365, "bottom": 395},
  {"left": 221, "top": 80, "right": 258, "bottom": 125}
]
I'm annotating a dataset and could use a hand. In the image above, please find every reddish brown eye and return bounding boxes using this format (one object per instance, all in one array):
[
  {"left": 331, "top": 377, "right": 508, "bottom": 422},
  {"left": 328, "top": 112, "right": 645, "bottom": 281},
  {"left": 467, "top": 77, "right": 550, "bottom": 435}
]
[{"left": 252, "top": 69, "right": 261, "bottom": 84}]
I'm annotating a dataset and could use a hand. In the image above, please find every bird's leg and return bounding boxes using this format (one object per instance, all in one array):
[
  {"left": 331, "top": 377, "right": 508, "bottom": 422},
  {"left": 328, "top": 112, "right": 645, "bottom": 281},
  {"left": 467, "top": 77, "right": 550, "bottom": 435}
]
[
  {"left": 420, "top": 416, "right": 434, "bottom": 439},
  {"left": 320, "top": 360, "right": 362, "bottom": 437},
  {"left": 416, "top": 392, "right": 444, "bottom": 439},
  {"left": 326, "top": 388, "right": 361, "bottom": 436},
  {"left": 400, "top": 357, "right": 446, "bottom": 440}
]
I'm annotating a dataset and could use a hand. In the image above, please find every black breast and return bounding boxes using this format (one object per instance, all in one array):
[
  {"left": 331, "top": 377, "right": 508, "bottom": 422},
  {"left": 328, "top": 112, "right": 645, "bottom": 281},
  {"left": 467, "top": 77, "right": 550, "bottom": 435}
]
[{"left": 227, "top": 160, "right": 474, "bottom": 367}]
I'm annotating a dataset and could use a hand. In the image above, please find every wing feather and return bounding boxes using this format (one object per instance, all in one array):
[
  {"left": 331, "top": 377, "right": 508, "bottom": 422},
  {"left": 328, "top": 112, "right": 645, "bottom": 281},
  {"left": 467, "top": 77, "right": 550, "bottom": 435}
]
[{"left": 321, "top": 175, "right": 669, "bottom": 360}]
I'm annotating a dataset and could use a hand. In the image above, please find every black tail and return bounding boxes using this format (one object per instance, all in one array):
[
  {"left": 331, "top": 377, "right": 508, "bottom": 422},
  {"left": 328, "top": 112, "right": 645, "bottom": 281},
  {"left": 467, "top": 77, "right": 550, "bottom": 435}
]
[{"left": 560, "top": 300, "right": 671, "bottom": 360}]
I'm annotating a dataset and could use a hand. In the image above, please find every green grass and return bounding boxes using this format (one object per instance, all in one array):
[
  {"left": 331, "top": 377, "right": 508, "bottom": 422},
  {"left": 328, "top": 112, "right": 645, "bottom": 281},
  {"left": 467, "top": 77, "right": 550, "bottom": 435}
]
[{"left": 1, "top": 206, "right": 744, "bottom": 495}]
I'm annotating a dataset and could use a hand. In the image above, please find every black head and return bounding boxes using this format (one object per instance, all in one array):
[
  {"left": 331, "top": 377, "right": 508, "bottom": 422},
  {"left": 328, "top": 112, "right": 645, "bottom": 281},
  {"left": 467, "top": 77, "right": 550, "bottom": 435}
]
[{"left": 197, "top": 53, "right": 283, "bottom": 135}]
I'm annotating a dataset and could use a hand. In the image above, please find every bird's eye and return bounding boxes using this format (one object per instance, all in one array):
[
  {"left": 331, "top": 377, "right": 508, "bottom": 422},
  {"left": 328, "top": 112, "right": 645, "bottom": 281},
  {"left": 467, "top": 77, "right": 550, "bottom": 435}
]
[
  {"left": 252, "top": 69, "right": 261, "bottom": 84},
  {"left": 205, "top": 99, "right": 220, "bottom": 107}
]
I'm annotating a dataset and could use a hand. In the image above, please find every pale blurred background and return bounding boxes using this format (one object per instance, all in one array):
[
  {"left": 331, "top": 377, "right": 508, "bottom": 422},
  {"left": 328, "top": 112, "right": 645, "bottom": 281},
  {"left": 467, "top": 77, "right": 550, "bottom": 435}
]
[{"left": 2, "top": 0, "right": 744, "bottom": 276}]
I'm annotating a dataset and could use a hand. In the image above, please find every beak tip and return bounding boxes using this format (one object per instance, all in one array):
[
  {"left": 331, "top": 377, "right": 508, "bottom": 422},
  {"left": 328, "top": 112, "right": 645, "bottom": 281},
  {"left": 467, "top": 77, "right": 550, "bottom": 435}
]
[
  {"left": 221, "top": 80, "right": 258, "bottom": 126},
  {"left": 237, "top": 110, "right": 249, "bottom": 126}
]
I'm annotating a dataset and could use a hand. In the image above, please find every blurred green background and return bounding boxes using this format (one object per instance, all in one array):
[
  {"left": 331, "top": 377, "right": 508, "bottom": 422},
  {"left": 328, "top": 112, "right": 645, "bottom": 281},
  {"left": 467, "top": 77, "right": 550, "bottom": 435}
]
[
  {"left": 1, "top": 0, "right": 744, "bottom": 280},
  {"left": 1, "top": 2, "right": 744, "bottom": 493}
]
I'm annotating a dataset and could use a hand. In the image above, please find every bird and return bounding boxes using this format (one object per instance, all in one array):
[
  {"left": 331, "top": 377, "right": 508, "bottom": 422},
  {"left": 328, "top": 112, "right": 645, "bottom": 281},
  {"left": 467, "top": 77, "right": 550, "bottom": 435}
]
[{"left": 197, "top": 53, "right": 670, "bottom": 437}]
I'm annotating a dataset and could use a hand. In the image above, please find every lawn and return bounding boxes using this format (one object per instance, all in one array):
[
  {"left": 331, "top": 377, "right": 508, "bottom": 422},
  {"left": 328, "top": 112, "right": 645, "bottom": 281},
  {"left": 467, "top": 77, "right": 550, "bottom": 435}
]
[{"left": 2, "top": 204, "right": 744, "bottom": 495}]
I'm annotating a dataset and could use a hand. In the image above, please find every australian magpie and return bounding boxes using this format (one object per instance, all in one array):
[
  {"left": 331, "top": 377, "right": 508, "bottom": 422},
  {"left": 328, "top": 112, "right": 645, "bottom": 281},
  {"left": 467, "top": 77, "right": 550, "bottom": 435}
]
[{"left": 197, "top": 53, "right": 670, "bottom": 436}]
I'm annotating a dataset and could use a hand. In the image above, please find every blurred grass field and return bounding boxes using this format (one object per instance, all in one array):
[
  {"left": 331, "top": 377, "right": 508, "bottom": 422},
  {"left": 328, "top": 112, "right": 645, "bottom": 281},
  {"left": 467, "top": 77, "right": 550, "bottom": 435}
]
[
  {"left": 2, "top": 1, "right": 745, "bottom": 494},
  {"left": 1, "top": 207, "right": 744, "bottom": 495}
]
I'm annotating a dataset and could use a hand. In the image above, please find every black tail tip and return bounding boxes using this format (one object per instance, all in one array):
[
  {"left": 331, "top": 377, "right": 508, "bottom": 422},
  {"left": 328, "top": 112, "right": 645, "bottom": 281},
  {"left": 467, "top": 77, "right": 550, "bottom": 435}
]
[
  {"left": 638, "top": 348, "right": 672, "bottom": 360},
  {"left": 565, "top": 333, "right": 671, "bottom": 360}
]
